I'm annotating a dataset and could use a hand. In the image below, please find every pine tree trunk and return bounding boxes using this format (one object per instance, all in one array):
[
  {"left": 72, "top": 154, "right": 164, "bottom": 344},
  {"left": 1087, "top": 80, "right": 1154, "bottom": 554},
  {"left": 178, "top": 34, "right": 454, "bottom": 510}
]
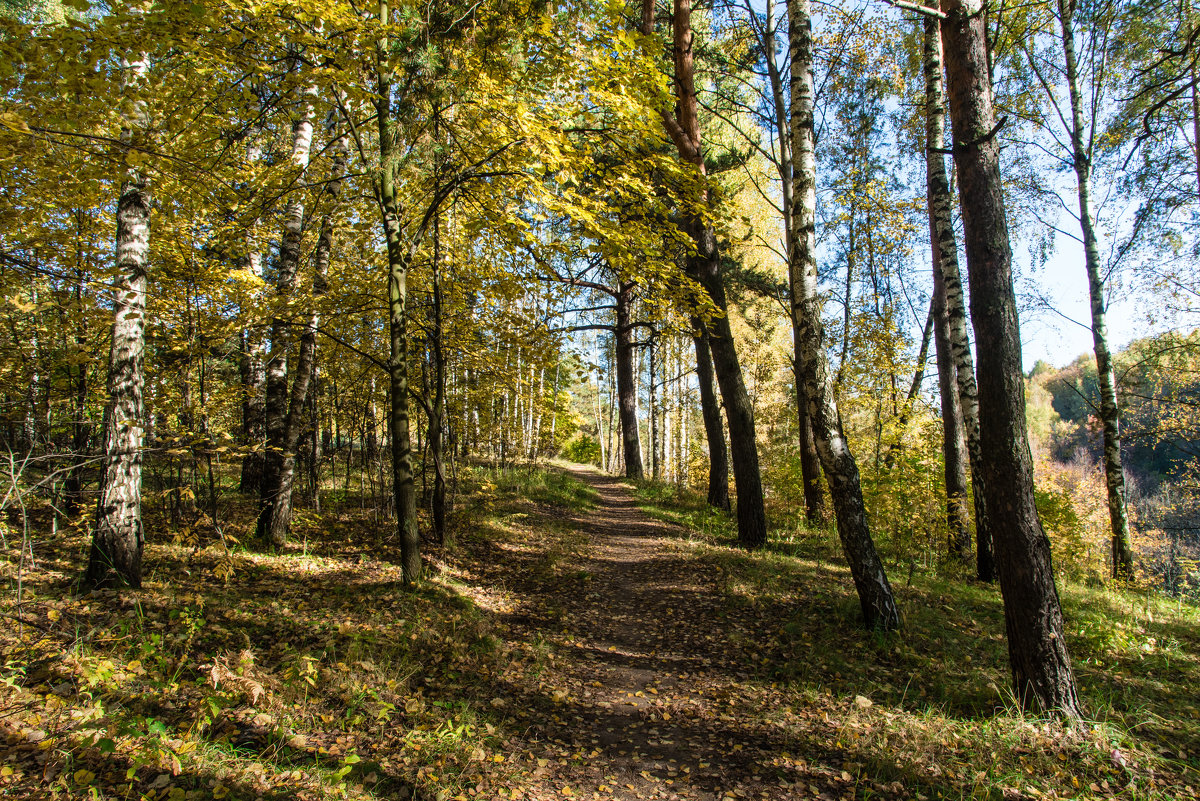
[
  {"left": 923, "top": 5, "right": 994, "bottom": 580},
  {"left": 616, "top": 283, "right": 644, "bottom": 479},
  {"left": 258, "top": 88, "right": 316, "bottom": 546},
  {"left": 941, "top": 0, "right": 1081, "bottom": 716},
  {"left": 663, "top": 0, "right": 765, "bottom": 547},
  {"left": 88, "top": 54, "right": 150, "bottom": 590},
  {"left": 429, "top": 214, "right": 447, "bottom": 544},
  {"left": 790, "top": 0, "right": 898, "bottom": 629},
  {"left": 1057, "top": 0, "right": 1134, "bottom": 581}
]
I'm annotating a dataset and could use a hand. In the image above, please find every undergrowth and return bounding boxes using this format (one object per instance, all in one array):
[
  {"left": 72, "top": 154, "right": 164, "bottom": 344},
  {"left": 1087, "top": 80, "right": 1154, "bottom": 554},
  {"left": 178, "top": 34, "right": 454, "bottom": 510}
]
[{"left": 634, "top": 476, "right": 1200, "bottom": 799}]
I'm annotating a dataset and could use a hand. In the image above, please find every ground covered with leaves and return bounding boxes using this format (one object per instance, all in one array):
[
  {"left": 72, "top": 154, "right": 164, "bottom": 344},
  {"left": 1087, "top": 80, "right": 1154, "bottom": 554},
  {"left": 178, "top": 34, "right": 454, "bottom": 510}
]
[{"left": 2, "top": 463, "right": 1199, "bottom": 800}]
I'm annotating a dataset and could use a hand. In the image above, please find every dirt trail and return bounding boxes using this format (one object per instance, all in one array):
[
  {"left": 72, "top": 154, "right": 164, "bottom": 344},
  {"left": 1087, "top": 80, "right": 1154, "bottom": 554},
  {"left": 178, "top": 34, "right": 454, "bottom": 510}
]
[{"left": 496, "top": 465, "right": 859, "bottom": 801}]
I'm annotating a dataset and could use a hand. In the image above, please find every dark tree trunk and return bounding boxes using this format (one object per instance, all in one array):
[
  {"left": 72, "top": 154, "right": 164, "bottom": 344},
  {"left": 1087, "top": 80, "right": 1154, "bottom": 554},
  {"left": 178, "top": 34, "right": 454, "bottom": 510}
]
[
  {"left": 941, "top": 0, "right": 1081, "bottom": 716},
  {"left": 692, "top": 319, "right": 731, "bottom": 512},
  {"left": 376, "top": 13, "right": 420, "bottom": 582},
  {"left": 790, "top": 0, "right": 898, "bottom": 629},
  {"left": 657, "top": 0, "right": 766, "bottom": 548},
  {"left": 615, "top": 282, "right": 644, "bottom": 480}
]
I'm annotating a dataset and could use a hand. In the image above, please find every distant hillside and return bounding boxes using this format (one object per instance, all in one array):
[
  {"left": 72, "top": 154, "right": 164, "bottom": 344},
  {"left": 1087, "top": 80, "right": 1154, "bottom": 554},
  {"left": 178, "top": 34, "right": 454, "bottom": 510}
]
[{"left": 1026, "top": 330, "right": 1200, "bottom": 491}]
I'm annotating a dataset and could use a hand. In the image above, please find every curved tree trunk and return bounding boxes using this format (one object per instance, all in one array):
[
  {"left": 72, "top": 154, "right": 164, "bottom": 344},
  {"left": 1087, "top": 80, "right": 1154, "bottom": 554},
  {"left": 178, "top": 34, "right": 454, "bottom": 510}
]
[
  {"left": 941, "top": 0, "right": 1081, "bottom": 716},
  {"left": 88, "top": 54, "right": 150, "bottom": 590},
  {"left": 1057, "top": 0, "right": 1134, "bottom": 581},
  {"left": 790, "top": 0, "right": 899, "bottom": 630}
]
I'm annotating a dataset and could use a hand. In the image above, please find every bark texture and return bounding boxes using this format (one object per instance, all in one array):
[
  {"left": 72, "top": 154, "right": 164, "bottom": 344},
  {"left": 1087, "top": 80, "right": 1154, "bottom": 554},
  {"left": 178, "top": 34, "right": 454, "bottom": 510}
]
[
  {"left": 88, "top": 55, "right": 150, "bottom": 590},
  {"left": 923, "top": 6, "right": 994, "bottom": 580},
  {"left": 924, "top": 13, "right": 971, "bottom": 561},
  {"left": 376, "top": 7, "right": 421, "bottom": 582},
  {"left": 941, "top": 0, "right": 1081, "bottom": 716},
  {"left": 789, "top": 0, "right": 899, "bottom": 630},
  {"left": 258, "top": 89, "right": 316, "bottom": 546}
]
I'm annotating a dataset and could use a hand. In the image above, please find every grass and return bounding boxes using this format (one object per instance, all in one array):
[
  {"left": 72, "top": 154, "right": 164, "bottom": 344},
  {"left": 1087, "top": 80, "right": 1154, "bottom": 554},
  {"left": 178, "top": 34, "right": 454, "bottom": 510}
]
[
  {"left": 0, "top": 463, "right": 596, "bottom": 801},
  {"left": 633, "top": 476, "right": 1200, "bottom": 800}
]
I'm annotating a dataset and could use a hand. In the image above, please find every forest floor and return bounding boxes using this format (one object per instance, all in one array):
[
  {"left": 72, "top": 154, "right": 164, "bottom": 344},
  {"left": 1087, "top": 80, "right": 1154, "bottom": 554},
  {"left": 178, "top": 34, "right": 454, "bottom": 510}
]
[{"left": 1, "top": 461, "right": 1199, "bottom": 800}]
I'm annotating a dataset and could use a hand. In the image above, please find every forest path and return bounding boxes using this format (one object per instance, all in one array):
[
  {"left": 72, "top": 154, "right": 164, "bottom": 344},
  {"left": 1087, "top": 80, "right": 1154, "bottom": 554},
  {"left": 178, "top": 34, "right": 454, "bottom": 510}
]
[{"left": 492, "top": 464, "right": 865, "bottom": 801}]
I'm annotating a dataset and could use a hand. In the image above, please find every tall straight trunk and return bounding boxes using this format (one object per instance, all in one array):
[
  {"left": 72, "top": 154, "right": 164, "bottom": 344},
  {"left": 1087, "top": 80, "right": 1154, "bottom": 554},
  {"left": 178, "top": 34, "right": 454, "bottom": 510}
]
[
  {"left": 258, "top": 87, "right": 316, "bottom": 545},
  {"left": 376, "top": 7, "right": 420, "bottom": 582},
  {"left": 616, "top": 282, "right": 644, "bottom": 479},
  {"left": 924, "top": 4, "right": 994, "bottom": 580},
  {"left": 88, "top": 54, "right": 150, "bottom": 590},
  {"left": 762, "top": 0, "right": 825, "bottom": 522},
  {"left": 1057, "top": 0, "right": 1134, "bottom": 581},
  {"left": 265, "top": 121, "right": 347, "bottom": 546},
  {"left": 649, "top": 337, "right": 660, "bottom": 479},
  {"left": 789, "top": 0, "right": 899, "bottom": 630},
  {"left": 933, "top": 249, "right": 971, "bottom": 558},
  {"left": 691, "top": 320, "right": 730, "bottom": 510},
  {"left": 64, "top": 268, "right": 92, "bottom": 516},
  {"left": 941, "top": 0, "right": 1081, "bottom": 716},
  {"left": 656, "top": 0, "right": 766, "bottom": 547},
  {"left": 429, "top": 213, "right": 447, "bottom": 544},
  {"left": 240, "top": 129, "right": 267, "bottom": 495}
]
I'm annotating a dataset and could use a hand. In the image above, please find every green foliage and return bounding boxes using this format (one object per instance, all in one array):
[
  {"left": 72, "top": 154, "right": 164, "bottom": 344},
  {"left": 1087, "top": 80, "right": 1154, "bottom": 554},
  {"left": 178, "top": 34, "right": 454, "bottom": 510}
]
[{"left": 560, "top": 433, "right": 601, "bottom": 466}]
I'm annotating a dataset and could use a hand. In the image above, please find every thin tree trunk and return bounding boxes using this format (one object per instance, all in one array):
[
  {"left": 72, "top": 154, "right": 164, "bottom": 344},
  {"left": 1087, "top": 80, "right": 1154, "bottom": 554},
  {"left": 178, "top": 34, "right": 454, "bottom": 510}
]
[
  {"left": 257, "top": 87, "right": 316, "bottom": 545},
  {"left": 376, "top": 7, "right": 420, "bottom": 581},
  {"left": 88, "top": 53, "right": 150, "bottom": 590},
  {"left": 790, "top": 0, "right": 899, "bottom": 629},
  {"left": 924, "top": 2, "right": 994, "bottom": 581},
  {"left": 265, "top": 118, "right": 346, "bottom": 546},
  {"left": 1057, "top": 0, "right": 1134, "bottom": 581},
  {"left": 429, "top": 211, "right": 447, "bottom": 544},
  {"left": 616, "top": 282, "right": 644, "bottom": 479},
  {"left": 691, "top": 320, "right": 731, "bottom": 511},
  {"left": 649, "top": 336, "right": 660, "bottom": 479},
  {"left": 933, "top": 235, "right": 971, "bottom": 558},
  {"left": 240, "top": 128, "right": 267, "bottom": 495},
  {"left": 941, "top": 0, "right": 1081, "bottom": 716}
]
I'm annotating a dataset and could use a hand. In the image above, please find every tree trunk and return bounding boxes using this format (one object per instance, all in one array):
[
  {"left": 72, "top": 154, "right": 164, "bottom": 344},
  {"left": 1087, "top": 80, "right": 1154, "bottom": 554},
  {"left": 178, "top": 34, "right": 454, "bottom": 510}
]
[
  {"left": 691, "top": 320, "right": 731, "bottom": 511},
  {"left": 941, "top": 0, "right": 1081, "bottom": 716},
  {"left": 933, "top": 245, "right": 971, "bottom": 558},
  {"left": 1057, "top": 0, "right": 1134, "bottom": 581},
  {"left": 925, "top": 13, "right": 971, "bottom": 560},
  {"left": 661, "top": 0, "right": 766, "bottom": 547},
  {"left": 429, "top": 213, "right": 447, "bottom": 544},
  {"left": 88, "top": 54, "right": 150, "bottom": 590},
  {"left": 376, "top": 7, "right": 420, "bottom": 581},
  {"left": 265, "top": 119, "right": 347, "bottom": 546},
  {"left": 616, "top": 282, "right": 644, "bottom": 479},
  {"left": 790, "top": 0, "right": 898, "bottom": 629},
  {"left": 924, "top": 3, "right": 994, "bottom": 581},
  {"left": 239, "top": 130, "right": 267, "bottom": 496},
  {"left": 257, "top": 88, "right": 316, "bottom": 546}
]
